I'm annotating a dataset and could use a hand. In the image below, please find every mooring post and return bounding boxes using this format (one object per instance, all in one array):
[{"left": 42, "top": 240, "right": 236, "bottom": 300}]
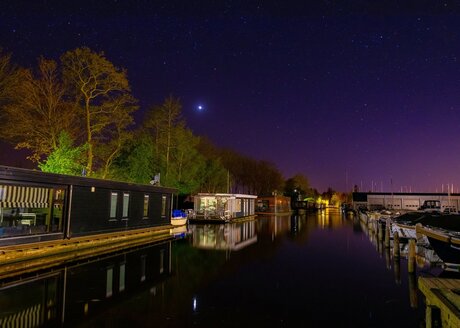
[
  {"left": 394, "top": 255, "right": 401, "bottom": 284},
  {"left": 408, "top": 239, "right": 416, "bottom": 273},
  {"left": 384, "top": 219, "right": 391, "bottom": 248},
  {"left": 393, "top": 231, "right": 400, "bottom": 258}
]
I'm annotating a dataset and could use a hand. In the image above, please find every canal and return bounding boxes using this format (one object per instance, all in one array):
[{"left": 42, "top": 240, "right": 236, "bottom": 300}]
[{"left": 1, "top": 209, "right": 456, "bottom": 327}]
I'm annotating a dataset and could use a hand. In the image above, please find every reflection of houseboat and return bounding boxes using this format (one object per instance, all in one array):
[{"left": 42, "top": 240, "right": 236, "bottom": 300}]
[
  {"left": 256, "top": 195, "right": 291, "bottom": 215},
  {"left": 0, "top": 165, "right": 175, "bottom": 246},
  {"left": 190, "top": 193, "right": 257, "bottom": 223},
  {"left": 0, "top": 241, "right": 171, "bottom": 326},
  {"left": 191, "top": 220, "right": 257, "bottom": 251}
]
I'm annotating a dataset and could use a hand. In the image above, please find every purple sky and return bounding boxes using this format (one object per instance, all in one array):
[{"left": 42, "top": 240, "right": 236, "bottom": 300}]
[{"left": 1, "top": 1, "right": 460, "bottom": 192}]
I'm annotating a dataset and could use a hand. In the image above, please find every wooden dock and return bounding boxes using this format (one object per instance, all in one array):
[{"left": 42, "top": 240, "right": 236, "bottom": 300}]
[{"left": 418, "top": 277, "right": 460, "bottom": 327}]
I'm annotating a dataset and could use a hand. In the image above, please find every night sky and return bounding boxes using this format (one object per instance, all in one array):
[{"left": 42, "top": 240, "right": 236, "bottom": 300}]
[{"left": 1, "top": 1, "right": 460, "bottom": 193}]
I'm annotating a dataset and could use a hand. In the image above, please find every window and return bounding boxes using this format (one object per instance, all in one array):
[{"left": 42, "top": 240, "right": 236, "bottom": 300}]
[
  {"left": 110, "top": 192, "right": 118, "bottom": 219},
  {"left": 161, "top": 195, "right": 167, "bottom": 217},
  {"left": 143, "top": 195, "right": 149, "bottom": 217},
  {"left": 122, "top": 193, "right": 130, "bottom": 218}
]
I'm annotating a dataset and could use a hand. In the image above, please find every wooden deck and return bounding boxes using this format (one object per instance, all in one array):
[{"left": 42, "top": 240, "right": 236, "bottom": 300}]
[{"left": 418, "top": 277, "right": 460, "bottom": 328}]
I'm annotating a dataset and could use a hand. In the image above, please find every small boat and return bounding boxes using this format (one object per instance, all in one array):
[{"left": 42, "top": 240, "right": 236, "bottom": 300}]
[
  {"left": 171, "top": 209, "right": 188, "bottom": 226},
  {"left": 416, "top": 224, "right": 460, "bottom": 265}
]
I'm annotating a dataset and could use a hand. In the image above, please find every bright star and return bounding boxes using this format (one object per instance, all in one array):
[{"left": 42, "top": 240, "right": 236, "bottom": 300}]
[{"left": 197, "top": 105, "right": 204, "bottom": 111}]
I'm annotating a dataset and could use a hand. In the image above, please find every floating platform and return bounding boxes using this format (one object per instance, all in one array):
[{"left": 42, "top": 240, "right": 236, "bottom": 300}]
[{"left": 418, "top": 277, "right": 460, "bottom": 327}]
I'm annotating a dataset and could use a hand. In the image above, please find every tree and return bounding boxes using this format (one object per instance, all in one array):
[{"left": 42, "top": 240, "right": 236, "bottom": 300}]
[
  {"left": 0, "top": 50, "right": 22, "bottom": 108},
  {"left": 284, "top": 173, "right": 310, "bottom": 199},
  {"left": 143, "top": 95, "right": 183, "bottom": 182},
  {"left": 168, "top": 128, "right": 206, "bottom": 194},
  {"left": 61, "top": 47, "right": 136, "bottom": 176},
  {"left": 39, "top": 132, "right": 86, "bottom": 175},
  {"left": 110, "top": 133, "right": 155, "bottom": 183},
  {"left": 1, "top": 57, "right": 76, "bottom": 161}
]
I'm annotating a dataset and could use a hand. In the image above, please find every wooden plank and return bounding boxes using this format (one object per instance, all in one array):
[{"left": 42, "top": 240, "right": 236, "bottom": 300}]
[{"left": 418, "top": 278, "right": 460, "bottom": 327}]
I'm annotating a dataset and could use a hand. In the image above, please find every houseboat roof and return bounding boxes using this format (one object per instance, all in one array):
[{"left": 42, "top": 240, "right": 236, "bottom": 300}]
[{"left": 0, "top": 165, "right": 176, "bottom": 193}]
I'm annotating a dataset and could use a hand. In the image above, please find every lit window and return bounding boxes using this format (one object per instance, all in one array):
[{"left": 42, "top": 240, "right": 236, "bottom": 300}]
[
  {"left": 143, "top": 195, "right": 149, "bottom": 217},
  {"left": 110, "top": 192, "right": 118, "bottom": 218},
  {"left": 122, "top": 193, "right": 130, "bottom": 218}
]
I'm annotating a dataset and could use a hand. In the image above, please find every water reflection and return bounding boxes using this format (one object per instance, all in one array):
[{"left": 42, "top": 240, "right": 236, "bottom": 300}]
[
  {"left": 2, "top": 210, "right": 459, "bottom": 327},
  {"left": 191, "top": 220, "right": 257, "bottom": 251},
  {"left": 0, "top": 241, "right": 171, "bottom": 327}
]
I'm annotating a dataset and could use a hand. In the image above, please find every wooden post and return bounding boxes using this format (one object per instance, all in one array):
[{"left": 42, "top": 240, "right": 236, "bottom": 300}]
[
  {"left": 408, "top": 239, "right": 416, "bottom": 273},
  {"left": 393, "top": 231, "right": 400, "bottom": 258},
  {"left": 384, "top": 219, "right": 391, "bottom": 248}
]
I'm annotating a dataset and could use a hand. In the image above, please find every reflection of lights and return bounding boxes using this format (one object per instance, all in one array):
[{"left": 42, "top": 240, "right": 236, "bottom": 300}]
[{"left": 192, "top": 296, "right": 197, "bottom": 311}]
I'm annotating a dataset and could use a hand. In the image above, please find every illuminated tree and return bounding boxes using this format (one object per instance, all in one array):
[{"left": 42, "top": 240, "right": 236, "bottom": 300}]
[
  {"left": 94, "top": 93, "right": 137, "bottom": 178},
  {"left": 39, "top": 132, "right": 86, "bottom": 175},
  {"left": 61, "top": 47, "right": 136, "bottom": 176},
  {"left": 1, "top": 57, "right": 76, "bottom": 161},
  {"left": 0, "top": 50, "right": 18, "bottom": 106}
]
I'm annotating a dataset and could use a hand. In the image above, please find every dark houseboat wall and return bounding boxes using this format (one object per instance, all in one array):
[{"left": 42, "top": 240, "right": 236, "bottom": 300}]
[
  {"left": 69, "top": 186, "right": 171, "bottom": 237},
  {"left": 0, "top": 166, "right": 175, "bottom": 245}
]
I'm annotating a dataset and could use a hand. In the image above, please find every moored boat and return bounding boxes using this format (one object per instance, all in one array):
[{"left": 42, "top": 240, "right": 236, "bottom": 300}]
[
  {"left": 416, "top": 224, "right": 460, "bottom": 265},
  {"left": 189, "top": 193, "right": 257, "bottom": 223},
  {"left": 171, "top": 209, "right": 188, "bottom": 226}
]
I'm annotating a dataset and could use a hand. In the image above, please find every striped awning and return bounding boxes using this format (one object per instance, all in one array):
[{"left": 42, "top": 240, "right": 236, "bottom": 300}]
[{"left": 0, "top": 185, "right": 49, "bottom": 208}]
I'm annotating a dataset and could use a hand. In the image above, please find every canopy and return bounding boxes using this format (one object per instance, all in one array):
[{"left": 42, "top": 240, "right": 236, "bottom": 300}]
[{"left": 0, "top": 185, "right": 50, "bottom": 208}]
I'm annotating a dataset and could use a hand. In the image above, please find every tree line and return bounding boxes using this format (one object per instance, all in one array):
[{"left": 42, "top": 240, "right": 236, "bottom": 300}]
[{"left": 0, "top": 47, "right": 340, "bottom": 201}]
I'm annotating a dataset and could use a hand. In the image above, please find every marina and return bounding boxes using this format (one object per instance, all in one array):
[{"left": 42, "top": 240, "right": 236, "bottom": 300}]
[{"left": 2, "top": 209, "right": 459, "bottom": 327}]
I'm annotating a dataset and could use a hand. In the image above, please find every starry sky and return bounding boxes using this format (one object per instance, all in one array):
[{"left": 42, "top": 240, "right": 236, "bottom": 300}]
[{"left": 1, "top": 1, "right": 460, "bottom": 193}]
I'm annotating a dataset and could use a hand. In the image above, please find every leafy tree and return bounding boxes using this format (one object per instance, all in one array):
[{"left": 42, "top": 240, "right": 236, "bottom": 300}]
[
  {"left": 110, "top": 133, "right": 155, "bottom": 183},
  {"left": 199, "top": 158, "right": 228, "bottom": 193},
  {"left": 61, "top": 47, "right": 136, "bottom": 176},
  {"left": 168, "top": 128, "right": 207, "bottom": 194},
  {"left": 39, "top": 132, "right": 86, "bottom": 175},
  {"left": 1, "top": 57, "right": 76, "bottom": 161},
  {"left": 196, "top": 137, "right": 229, "bottom": 193}
]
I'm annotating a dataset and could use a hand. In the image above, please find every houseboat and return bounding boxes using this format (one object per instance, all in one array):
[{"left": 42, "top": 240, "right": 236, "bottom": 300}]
[
  {"left": 0, "top": 165, "right": 176, "bottom": 246},
  {"left": 256, "top": 195, "right": 291, "bottom": 215},
  {"left": 189, "top": 193, "right": 257, "bottom": 223}
]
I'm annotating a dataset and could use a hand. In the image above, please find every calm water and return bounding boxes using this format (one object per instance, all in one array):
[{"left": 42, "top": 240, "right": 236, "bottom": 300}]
[{"left": 1, "top": 209, "right": 457, "bottom": 327}]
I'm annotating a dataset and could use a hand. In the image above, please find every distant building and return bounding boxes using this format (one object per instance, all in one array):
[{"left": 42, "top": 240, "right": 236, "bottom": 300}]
[
  {"left": 352, "top": 192, "right": 460, "bottom": 211},
  {"left": 256, "top": 195, "right": 291, "bottom": 214}
]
